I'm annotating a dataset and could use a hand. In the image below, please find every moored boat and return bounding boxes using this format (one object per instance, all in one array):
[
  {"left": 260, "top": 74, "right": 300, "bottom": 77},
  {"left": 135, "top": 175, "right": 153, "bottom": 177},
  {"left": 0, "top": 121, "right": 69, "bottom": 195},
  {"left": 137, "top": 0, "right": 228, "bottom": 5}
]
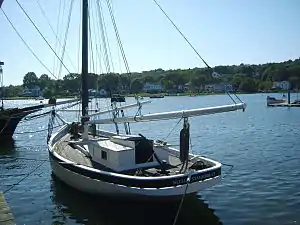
[
  {"left": 266, "top": 96, "right": 286, "bottom": 106},
  {"left": 149, "top": 94, "right": 164, "bottom": 98},
  {"left": 45, "top": 0, "right": 247, "bottom": 199}
]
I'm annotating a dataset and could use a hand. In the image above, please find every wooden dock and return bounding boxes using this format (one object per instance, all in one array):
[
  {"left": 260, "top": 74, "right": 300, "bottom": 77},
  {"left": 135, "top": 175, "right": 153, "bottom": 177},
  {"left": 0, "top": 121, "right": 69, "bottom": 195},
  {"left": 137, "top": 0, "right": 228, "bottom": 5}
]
[
  {"left": 0, "top": 192, "right": 15, "bottom": 225},
  {"left": 268, "top": 103, "right": 300, "bottom": 107}
]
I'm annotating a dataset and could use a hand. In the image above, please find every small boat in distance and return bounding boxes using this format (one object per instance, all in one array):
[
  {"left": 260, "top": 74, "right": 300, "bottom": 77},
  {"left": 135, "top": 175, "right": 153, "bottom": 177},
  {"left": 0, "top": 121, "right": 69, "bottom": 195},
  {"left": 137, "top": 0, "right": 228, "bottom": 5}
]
[
  {"left": 111, "top": 94, "right": 125, "bottom": 103},
  {"left": 266, "top": 96, "right": 286, "bottom": 106},
  {"left": 149, "top": 94, "right": 164, "bottom": 98},
  {"left": 35, "top": 96, "right": 44, "bottom": 101},
  {"left": 267, "top": 91, "right": 300, "bottom": 107}
]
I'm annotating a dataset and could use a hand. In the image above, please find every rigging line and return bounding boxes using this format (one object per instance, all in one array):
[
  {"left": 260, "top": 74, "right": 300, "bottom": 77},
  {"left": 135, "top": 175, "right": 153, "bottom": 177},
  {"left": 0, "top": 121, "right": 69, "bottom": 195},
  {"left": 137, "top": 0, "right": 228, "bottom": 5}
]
[
  {"left": 0, "top": 157, "right": 49, "bottom": 162},
  {"left": 96, "top": 0, "right": 110, "bottom": 73},
  {"left": 96, "top": 0, "right": 112, "bottom": 73},
  {"left": 94, "top": 1, "right": 105, "bottom": 75},
  {"left": 3, "top": 160, "right": 46, "bottom": 194},
  {"left": 162, "top": 118, "right": 183, "bottom": 142},
  {"left": 152, "top": 0, "right": 212, "bottom": 70},
  {"left": 172, "top": 176, "right": 190, "bottom": 225},
  {"left": 90, "top": 0, "right": 100, "bottom": 74},
  {"left": 77, "top": 0, "right": 82, "bottom": 73},
  {"left": 107, "top": 0, "right": 124, "bottom": 82},
  {"left": 58, "top": 0, "right": 75, "bottom": 79},
  {"left": 14, "top": 125, "right": 63, "bottom": 134},
  {"left": 106, "top": 0, "right": 133, "bottom": 90},
  {"left": 88, "top": 2, "right": 96, "bottom": 74},
  {"left": 222, "top": 163, "right": 234, "bottom": 179},
  {"left": 53, "top": 0, "right": 62, "bottom": 75},
  {"left": 55, "top": 0, "right": 67, "bottom": 75},
  {"left": 15, "top": 0, "right": 71, "bottom": 75},
  {"left": 0, "top": 8, "right": 57, "bottom": 79},
  {"left": 99, "top": 0, "right": 115, "bottom": 73},
  {"left": 36, "top": 0, "right": 76, "bottom": 72},
  {"left": 106, "top": 0, "right": 130, "bottom": 74}
]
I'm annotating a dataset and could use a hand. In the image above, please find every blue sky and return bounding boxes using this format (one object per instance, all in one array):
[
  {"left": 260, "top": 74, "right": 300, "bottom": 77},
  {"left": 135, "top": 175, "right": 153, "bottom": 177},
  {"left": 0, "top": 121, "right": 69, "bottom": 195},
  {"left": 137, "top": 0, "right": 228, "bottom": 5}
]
[{"left": 0, "top": 0, "right": 299, "bottom": 85}]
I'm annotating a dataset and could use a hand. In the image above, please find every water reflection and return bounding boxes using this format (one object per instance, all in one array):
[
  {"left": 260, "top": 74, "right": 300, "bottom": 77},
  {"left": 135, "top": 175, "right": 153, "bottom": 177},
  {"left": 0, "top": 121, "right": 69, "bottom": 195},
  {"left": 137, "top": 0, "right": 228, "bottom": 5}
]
[
  {"left": 50, "top": 175, "right": 222, "bottom": 225},
  {"left": 0, "top": 138, "right": 15, "bottom": 155}
]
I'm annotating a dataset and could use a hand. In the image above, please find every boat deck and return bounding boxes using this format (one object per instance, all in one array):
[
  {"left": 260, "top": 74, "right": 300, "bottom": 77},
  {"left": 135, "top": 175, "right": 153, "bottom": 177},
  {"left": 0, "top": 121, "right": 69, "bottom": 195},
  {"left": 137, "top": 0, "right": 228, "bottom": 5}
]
[{"left": 53, "top": 133, "right": 211, "bottom": 176}]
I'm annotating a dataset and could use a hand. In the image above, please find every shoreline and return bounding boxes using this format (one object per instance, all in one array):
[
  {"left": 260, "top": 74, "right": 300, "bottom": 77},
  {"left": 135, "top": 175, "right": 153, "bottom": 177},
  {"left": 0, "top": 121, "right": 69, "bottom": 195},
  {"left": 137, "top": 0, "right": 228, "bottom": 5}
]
[{"left": 2, "top": 90, "right": 295, "bottom": 100}]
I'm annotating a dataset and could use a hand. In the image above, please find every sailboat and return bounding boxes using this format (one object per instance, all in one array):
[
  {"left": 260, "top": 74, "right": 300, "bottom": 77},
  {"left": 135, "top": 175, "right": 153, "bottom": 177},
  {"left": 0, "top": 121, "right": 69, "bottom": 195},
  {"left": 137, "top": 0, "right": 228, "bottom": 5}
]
[
  {"left": 46, "top": 0, "right": 246, "bottom": 198},
  {"left": 0, "top": 61, "right": 44, "bottom": 139},
  {"left": 0, "top": 61, "right": 80, "bottom": 139}
]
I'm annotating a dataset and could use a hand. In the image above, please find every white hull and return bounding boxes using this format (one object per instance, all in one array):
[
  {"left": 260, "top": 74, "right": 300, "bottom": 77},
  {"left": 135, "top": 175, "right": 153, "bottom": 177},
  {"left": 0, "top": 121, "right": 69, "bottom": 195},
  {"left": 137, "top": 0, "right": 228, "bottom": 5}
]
[
  {"left": 50, "top": 156, "right": 221, "bottom": 197},
  {"left": 48, "top": 125, "right": 222, "bottom": 198}
]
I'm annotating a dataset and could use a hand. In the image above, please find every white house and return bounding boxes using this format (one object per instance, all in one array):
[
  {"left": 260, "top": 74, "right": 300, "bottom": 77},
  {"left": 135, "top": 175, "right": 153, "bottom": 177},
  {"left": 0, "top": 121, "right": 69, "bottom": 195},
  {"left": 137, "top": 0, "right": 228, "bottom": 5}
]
[
  {"left": 143, "top": 83, "right": 164, "bottom": 92},
  {"left": 273, "top": 81, "right": 290, "bottom": 90},
  {"left": 204, "top": 83, "right": 233, "bottom": 92},
  {"left": 214, "top": 83, "right": 233, "bottom": 92},
  {"left": 20, "top": 85, "right": 42, "bottom": 97}
]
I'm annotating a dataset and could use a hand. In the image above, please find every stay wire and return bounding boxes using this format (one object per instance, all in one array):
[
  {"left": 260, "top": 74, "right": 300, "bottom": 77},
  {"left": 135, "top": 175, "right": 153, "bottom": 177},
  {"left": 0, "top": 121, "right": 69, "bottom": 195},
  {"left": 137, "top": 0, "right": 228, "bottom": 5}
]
[
  {"left": 162, "top": 118, "right": 183, "bottom": 142},
  {"left": 89, "top": 1, "right": 97, "bottom": 73},
  {"left": 15, "top": 0, "right": 71, "bottom": 75},
  {"left": 106, "top": 0, "right": 130, "bottom": 74},
  {"left": 53, "top": 0, "right": 62, "bottom": 74},
  {"left": 94, "top": 0, "right": 104, "bottom": 75},
  {"left": 88, "top": 7, "right": 96, "bottom": 74},
  {"left": 152, "top": 0, "right": 211, "bottom": 70},
  {"left": 106, "top": 0, "right": 132, "bottom": 91},
  {"left": 55, "top": 0, "right": 66, "bottom": 75},
  {"left": 96, "top": 0, "right": 111, "bottom": 73},
  {"left": 57, "top": 0, "right": 75, "bottom": 79},
  {"left": 36, "top": 0, "right": 76, "bottom": 71},
  {"left": 77, "top": 0, "right": 82, "bottom": 73},
  {"left": 0, "top": 8, "right": 57, "bottom": 79},
  {"left": 101, "top": 0, "right": 115, "bottom": 73}
]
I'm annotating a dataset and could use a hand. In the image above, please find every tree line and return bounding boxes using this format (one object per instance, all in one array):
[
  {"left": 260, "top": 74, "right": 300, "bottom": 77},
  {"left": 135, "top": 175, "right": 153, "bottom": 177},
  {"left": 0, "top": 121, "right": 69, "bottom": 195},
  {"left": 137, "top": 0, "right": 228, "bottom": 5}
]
[{"left": 2, "top": 58, "right": 300, "bottom": 97}]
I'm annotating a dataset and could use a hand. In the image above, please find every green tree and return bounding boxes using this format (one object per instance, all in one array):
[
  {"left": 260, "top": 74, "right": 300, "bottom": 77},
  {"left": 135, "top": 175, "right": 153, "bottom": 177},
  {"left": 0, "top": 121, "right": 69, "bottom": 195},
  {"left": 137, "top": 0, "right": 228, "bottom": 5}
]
[
  {"left": 63, "top": 73, "right": 80, "bottom": 93},
  {"left": 239, "top": 78, "right": 257, "bottom": 93},
  {"left": 289, "top": 76, "right": 300, "bottom": 89},
  {"left": 23, "top": 72, "right": 38, "bottom": 88},
  {"left": 39, "top": 74, "right": 51, "bottom": 90},
  {"left": 130, "top": 79, "right": 143, "bottom": 93},
  {"left": 5, "top": 85, "right": 23, "bottom": 97},
  {"left": 191, "top": 75, "right": 206, "bottom": 88}
]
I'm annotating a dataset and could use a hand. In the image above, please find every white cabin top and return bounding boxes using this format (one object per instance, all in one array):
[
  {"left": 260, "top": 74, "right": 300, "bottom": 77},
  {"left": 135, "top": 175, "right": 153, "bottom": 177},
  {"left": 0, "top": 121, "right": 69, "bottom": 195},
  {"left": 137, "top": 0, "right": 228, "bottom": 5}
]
[{"left": 86, "top": 135, "right": 164, "bottom": 172}]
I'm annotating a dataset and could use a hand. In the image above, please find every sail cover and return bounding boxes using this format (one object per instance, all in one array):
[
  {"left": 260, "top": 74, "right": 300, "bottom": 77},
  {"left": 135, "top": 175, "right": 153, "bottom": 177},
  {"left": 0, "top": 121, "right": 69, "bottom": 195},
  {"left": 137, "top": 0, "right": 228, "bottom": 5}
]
[{"left": 0, "top": 0, "right": 3, "bottom": 8}]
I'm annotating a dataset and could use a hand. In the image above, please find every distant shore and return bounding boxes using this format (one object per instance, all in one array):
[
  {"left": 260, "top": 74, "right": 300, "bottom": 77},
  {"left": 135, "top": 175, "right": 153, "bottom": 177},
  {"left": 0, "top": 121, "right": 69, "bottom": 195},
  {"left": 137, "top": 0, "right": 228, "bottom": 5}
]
[{"left": 3, "top": 90, "right": 296, "bottom": 100}]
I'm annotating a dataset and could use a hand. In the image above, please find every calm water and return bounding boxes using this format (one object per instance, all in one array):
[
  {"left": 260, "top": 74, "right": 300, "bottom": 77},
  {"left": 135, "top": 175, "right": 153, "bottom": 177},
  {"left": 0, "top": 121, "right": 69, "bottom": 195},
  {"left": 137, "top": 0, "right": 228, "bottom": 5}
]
[{"left": 0, "top": 93, "right": 299, "bottom": 225}]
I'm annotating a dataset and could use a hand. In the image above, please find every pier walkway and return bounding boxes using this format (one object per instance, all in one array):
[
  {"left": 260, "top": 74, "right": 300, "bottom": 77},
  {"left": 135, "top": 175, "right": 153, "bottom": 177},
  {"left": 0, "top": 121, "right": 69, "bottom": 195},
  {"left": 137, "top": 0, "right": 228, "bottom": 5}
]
[{"left": 0, "top": 192, "right": 15, "bottom": 225}]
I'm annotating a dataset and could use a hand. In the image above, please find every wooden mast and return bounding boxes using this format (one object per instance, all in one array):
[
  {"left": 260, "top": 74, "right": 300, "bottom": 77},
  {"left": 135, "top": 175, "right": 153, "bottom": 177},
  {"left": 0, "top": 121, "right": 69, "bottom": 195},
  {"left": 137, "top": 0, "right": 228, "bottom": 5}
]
[
  {"left": 0, "top": 61, "right": 4, "bottom": 109},
  {"left": 81, "top": 0, "right": 89, "bottom": 122}
]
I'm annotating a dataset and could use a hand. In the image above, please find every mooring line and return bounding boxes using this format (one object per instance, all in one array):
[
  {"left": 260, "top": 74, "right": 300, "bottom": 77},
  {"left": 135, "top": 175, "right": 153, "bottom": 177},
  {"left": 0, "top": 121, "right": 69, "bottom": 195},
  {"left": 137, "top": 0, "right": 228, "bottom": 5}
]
[
  {"left": 0, "top": 157, "right": 49, "bottom": 162},
  {"left": 172, "top": 176, "right": 191, "bottom": 225},
  {"left": 221, "top": 162, "right": 234, "bottom": 179},
  {"left": 3, "top": 161, "right": 46, "bottom": 194},
  {"left": 14, "top": 125, "right": 63, "bottom": 134}
]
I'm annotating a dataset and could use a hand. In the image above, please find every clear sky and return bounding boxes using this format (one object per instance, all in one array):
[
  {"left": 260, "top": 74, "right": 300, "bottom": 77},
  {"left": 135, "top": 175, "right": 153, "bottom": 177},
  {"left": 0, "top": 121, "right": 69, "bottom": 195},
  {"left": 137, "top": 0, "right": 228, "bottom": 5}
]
[{"left": 0, "top": 0, "right": 299, "bottom": 85}]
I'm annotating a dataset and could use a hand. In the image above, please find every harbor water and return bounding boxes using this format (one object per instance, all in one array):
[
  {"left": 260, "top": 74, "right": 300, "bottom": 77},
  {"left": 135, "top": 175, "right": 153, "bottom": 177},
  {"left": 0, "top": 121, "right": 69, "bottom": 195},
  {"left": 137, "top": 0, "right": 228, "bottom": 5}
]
[{"left": 0, "top": 93, "right": 299, "bottom": 225}]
